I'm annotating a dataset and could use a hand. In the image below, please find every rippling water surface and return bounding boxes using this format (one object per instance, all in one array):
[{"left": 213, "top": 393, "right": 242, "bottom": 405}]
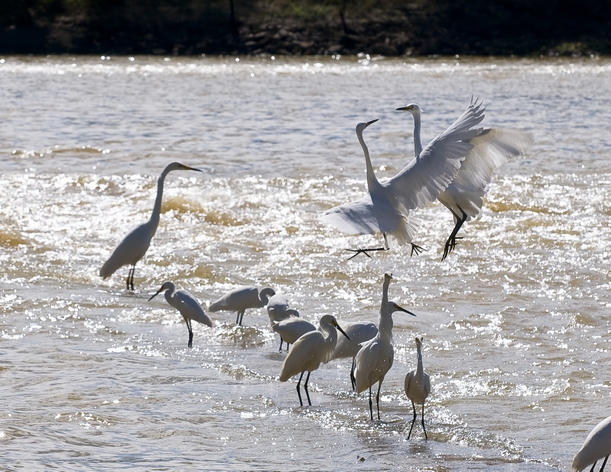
[{"left": 2, "top": 55, "right": 611, "bottom": 471}]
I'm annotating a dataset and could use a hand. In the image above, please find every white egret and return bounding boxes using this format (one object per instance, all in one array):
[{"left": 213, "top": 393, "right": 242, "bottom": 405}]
[
  {"left": 272, "top": 316, "right": 316, "bottom": 349},
  {"left": 332, "top": 301, "right": 416, "bottom": 390},
  {"left": 279, "top": 314, "right": 349, "bottom": 407},
  {"left": 100, "top": 162, "right": 202, "bottom": 290},
  {"left": 148, "top": 281, "right": 213, "bottom": 348},
  {"left": 397, "top": 98, "right": 533, "bottom": 260},
  {"left": 208, "top": 286, "right": 275, "bottom": 326},
  {"left": 354, "top": 273, "right": 401, "bottom": 420},
  {"left": 573, "top": 416, "right": 611, "bottom": 472},
  {"left": 404, "top": 336, "right": 431, "bottom": 440},
  {"left": 267, "top": 294, "right": 301, "bottom": 350},
  {"left": 321, "top": 103, "right": 486, "bottom": 259}
]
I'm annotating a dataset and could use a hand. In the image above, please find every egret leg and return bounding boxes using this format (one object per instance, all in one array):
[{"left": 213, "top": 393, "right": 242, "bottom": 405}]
[
  {"left": 303, "top": 371, "right": 312, "bottom": 406},
  {"left": 278, "top": 337, "right": 284, "bottom": 352},
  {"left": 346, "top": 247, "right": 387, "bottom": 260},
  {"left": 186, "top": 319, "right": 193, "bottom": 348},
  {"left": 600, "top": 455, "right": 609, "bottom": 472},
  {"left": 236, "top": 310, "right": 244, "bottom": 326},
  {"left": 442, "top": 206, "right": 468, "bottom": 261},
  {"left": 375, "top": 381, "right": 382, "bottom": 421},
  {"left": 410, "top": 243, "right": 426, "bottom": 257},
  {"left": 421, "top": 403, "right": 428, "bottom": 440},
  {"left": 407, "top": 401, "right": 417, "bottom": 439},
  {"left": 350, "top": 358, "right": 356, "bottom": 391},
  {"left": 368, "top": 386, "right": 374, "bottom": 421},
  {"left": 590, "top": 461, "right": 598, "bottom": 472},
  {"left": 296, "top": 371, "right": 305, "bottom": 407},
  {"left": 126, "top": 265, "right": 135, "bottom": 291}
]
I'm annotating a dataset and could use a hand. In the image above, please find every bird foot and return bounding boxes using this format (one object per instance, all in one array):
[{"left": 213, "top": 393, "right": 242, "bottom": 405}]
[
  {"left": 346, "top": 247, "right": 388, "bottom": 260},
  {"left": 410, "top": 243, "right": 426, "bottom": 257},
  {"left": 442, "top": 237, "right": 463, "bottom": 261}
]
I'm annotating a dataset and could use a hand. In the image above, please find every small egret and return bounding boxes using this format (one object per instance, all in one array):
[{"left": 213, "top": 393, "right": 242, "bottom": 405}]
[
  {"left": 268, "top": 294, "right": 301, "bottom": 350},
  {"left": 272, "top": 316, "right": 316, "bottom": 349},
  {"left": 148, "top": 281, "right": 213, "bottom": 348},
  {"left": 404, "top": 337, "right": 431, "bottom": 440},
  {"left": 397, "top": 98, "right": 533, "bottom": 260},
  {"left": 354, "top": 273, "right": 402, "bottom": 420},
  {"left": 279, "top": 314, "right": 349, "bottom": 407},
  {"left": 573, "top": 416, "right": 611, "bottom": 472},
  {"left": 100, "top": 162, "right": 202, "bottom": 290},
  {"left": 208, "top": 286, "right": 275, "bottom": 326},
  {"left": 332, "top": 301, "right": 416, "bottom": 390},
  {"left": 321, "top": 105, "right": 486, "bottom": 258}
]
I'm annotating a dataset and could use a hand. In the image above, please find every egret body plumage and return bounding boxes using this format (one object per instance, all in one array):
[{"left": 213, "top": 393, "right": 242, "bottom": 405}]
[
  {"left": 397, "top": 98, "right": 533, "bottom": 260},
  {"left": 100, "top": 162, "right": 202, "bottom": 290},
  {"left": 278, "top": 314, "right": 349, "bottom": 407},
  {"left": 573, "top": 416, "right": 611, "bottom": 472},
  {"left": 404, "top": 336, "right": 431, "bottom": 439},
  {"left": 321, "top": 105, "right": 487, "bottom": 258},
  {"left": 148, "top": 281, "right": 213, "bottom": 348},
  {"left": 208, "top": 286, "right": 275, "bottom": 326},
  {"left": 272, "top": 316, "right": 316, "bottom": 349},
  {"left": 353, "top": 273, "right": 401, "bottom": 420}
]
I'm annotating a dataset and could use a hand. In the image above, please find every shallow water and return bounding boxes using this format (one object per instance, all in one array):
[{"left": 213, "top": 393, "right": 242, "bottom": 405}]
[{"left": 2, "top": 54, "right": 611, "bottom": 470}]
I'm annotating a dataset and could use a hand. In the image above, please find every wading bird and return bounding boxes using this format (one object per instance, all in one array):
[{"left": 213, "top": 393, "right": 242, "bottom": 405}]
[
  {"left": 397, "top": 98, "right": 533, "bottom": 260},
  {"left": 100, "top": 162, "right": 202, "bottom": 290},
  {"left": 208, "top": 286, "right": 275, "bottom": 326},
  {"left": 272, "top": 316, "right": 316, "bottom": 350},
  {"left": 354, "top": 273, "right": 403, "bottom": 420},
  {"left": 333, "top": 301, "right": 416, "bottom": 390},
  {"left": 148, "top": 281, "right": 213, "bottom": 348},
  {"left": 404, "top": 337, "right": 430, "bottom": 439},
  {"left": 321, "top": 104, "right": 487, "bottom": 259},
  {"left": 573, "top": 416, "right": 611, "bottom": 472},
  {"left": 279, "top": 314, "right": 349, "bottom": 407}
]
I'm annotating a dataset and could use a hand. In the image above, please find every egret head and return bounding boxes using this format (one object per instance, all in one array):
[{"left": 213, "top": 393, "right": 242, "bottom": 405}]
[
  {"left": 319, "top": 314, "right": 350, "bottom": 340},
  {"left": 415, "top": 336, "right": 423, "bottom": 348},
  {"left": 148, "top": 281, "right": 175, "bottom": 301},
  {"left": 389, "top": 301, "right": 416, "bottom": 317},
  {"left": 356, "top": 119, "right": 379, "bottom": 135},
  {"left": 396, "top": 103, "right": 423, "bottom": 116},
  {"left": 165, "top": 162, "right": 203, "bottom": 174}
]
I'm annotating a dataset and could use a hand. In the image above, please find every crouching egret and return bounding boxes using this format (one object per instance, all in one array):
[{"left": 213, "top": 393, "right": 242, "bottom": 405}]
[
  {"left": 354, "top": 273, "right": 403, "bottom": 420},
  {"left": 279, "top": 314, "right": 349, "bottom": 407},
  {"left": 397, "top": 97, "right": 533, "bottom": 260},
  {"left": 404, "top": 337, "right": 431, "bottom": 439},
  {"left": 208, "top": 286, "right": 275, "bottom": 326},
  {"left": 100, "top": 162, "right": 202, "bottom": 290},
  {"left": 267, "top": 294, "right": 300, "bottom": 351},
  {"left": 332, "top": 301, "right": 416, "bottom": 390},
  {"left": 148, "top": 281, "right": 213, "bottom": 348},
  {"left": 573, "top": 416, "right": 611, "bottom": 472},
  {"left": 321, "top": 102, "right": 486, "bottom": 259},
  {"left": 272, "top": 316, "right": 316, "bottom": 350}
]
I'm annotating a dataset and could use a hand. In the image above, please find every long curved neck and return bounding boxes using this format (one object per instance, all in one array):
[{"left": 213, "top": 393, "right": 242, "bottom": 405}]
[
  {"left": 378, "top": 278, "right": 392, "bottom": 341},
  {"left": 411, "top": 111, "right": 423, "bottom": 157},
  {"left": 323, "top": 324, "right": 338, "bottom": 350},
  {"left": 149, "top": 171, "right": 169, "bottom": 235},
  {"left": 357, "top": 128, "right": 380, "bottom": 192},
  {"left": 416, "top": 344, "right": 424, "bottom": 376}
]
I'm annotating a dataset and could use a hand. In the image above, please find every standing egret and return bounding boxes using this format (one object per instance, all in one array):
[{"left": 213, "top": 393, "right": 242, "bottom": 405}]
[
  {"left": 208, "top": 286, "right": 275, "bottom": 326},
  {"left": 268, "top": 294, "right": 300, "bottom": 350},
  {"left": 100, "top": 162, "right": 202, "bottom": 290},
  {"left": 332, "top": 301, "right": 416, "bottom": 390},
  {"left": 354, "top": 273, "right": 402, "bottom": 420},
  {"left": 272, "top": 316, "right": 316, "bottom": 350},
  {"left": 148, "top": 281, "right": 213, "bottom": 348},
  {"left": 279, "top": 314, "right": 349, "bottom": 407},
  {"left": 397, "top": 98, "right": 533, "bottom": 260},
  {"left": 573, "top": 416, "right": 611, "bottom": 472},
  {"left": 404, "top": 337, "right": 431, "bottom": 440},
  {"left": 321, "top": 103, "right": 487, "bottom": 258}
]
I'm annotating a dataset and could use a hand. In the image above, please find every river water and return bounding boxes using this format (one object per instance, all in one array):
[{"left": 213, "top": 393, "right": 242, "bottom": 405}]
[{"left": 1, "top": 54, "right": 611, "bottom": 471}]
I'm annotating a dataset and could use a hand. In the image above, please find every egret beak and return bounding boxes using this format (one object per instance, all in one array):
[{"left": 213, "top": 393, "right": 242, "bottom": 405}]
[
  {"left": 395, "top": 303, "right": 417, "bottom": 317},
  {"left": 148, "top": 287, "right": 164, "bottom": 301},
  {"left": 366, "top": 118, "right": 379, "bottom": 127},
  {"left": 179, "top": 164, "right": 203, "bottom": 172},
  {"left": 396, "top": 106, "right": 410, "bottom": 111},
  {"left": 336, "top": 323, "right": 350, "bottom": 340}
]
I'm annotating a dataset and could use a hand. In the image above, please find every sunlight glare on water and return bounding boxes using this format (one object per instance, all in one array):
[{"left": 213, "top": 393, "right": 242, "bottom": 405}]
[{"left": 1, "top": 54, "right": 611, "bottom": 470}]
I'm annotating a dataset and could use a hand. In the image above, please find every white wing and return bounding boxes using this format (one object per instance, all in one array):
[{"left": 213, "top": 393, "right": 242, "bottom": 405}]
[{"left": 385, "top": 98, "right": 486, "bottom": 211}]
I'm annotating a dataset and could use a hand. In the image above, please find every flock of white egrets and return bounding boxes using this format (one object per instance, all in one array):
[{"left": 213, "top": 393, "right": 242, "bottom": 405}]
[{"left": 98, "top": 98, "right": 607, "bottom": 470}]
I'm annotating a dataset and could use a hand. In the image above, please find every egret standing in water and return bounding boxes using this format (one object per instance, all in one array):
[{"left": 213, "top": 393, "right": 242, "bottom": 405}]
[
  {"left": 148, "top": 281, "right": 213, "bottom": 348},
  {"left": 404, "top": 337, "right": 430, "bottom": 440},
  {"left": 332, "top": 301, "right": 416, "bottom": 390},
  {"left": 272, "top": 316, "right": 316, "bottom": 350},
  {"left": 100, "top": 162, "right": 202, "bottom": 290},
  {"left": 397, "top": 98, "right": 533, "bottom": 260},
  {"left": 354, "top": 273, "right": 402, "bottom": 420},
  {"left": 208, "top": 286, "right": 275, "bottom": 326},
  {"left": 279, "top": 314, "right": 349, "bottom": 407},
  {"left": 267, "top": 294, "right": 301, "bottom": 350},
  {"left": 573, "top": 416, "right": 611, "bottom": 472},
  {"left": 320, "top": 104, "right": 486, "bottom": 259}
]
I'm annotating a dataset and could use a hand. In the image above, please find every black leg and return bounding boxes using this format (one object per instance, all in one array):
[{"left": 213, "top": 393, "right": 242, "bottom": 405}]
[
  {"left": 187, "top": 319, "right": 193, "bottom": 348},
  {"left": 350, "top": 358, "right": 356, "bottom": 391},
  {"left": 407, "top": 401, "right": 417, "bottom": 439},
  {"left": 296, "top": 371, "right": 304, "bottom": 407},
  {"left": 442, "top": 206, "right": 467, "bottom": 261},
  {"left": 590, "top": 461, "right": 598, "bottom": 472},
  {"left": 600, "top": 455, "right": 609, "bottom": 472},
  {"left": 368, "top": 386, "right": 373, "bottom": 421},
  {"left": 411, "top": 243, "right": 426, "bottom": 256},
  {"left": 376, "top": 381, "right": 382, "bottom": 421},
  {"left": 421, "top": 403, "right": 428, "bottom": 440},
  {"left": 278, "top": 336, "right": 284, "bottom": 352},
  {"left": 303, "top": 371, "right": 312, "bottom": 406},
  {"left": 126, "top": 266, "right": 135, "bottom": 291}
]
